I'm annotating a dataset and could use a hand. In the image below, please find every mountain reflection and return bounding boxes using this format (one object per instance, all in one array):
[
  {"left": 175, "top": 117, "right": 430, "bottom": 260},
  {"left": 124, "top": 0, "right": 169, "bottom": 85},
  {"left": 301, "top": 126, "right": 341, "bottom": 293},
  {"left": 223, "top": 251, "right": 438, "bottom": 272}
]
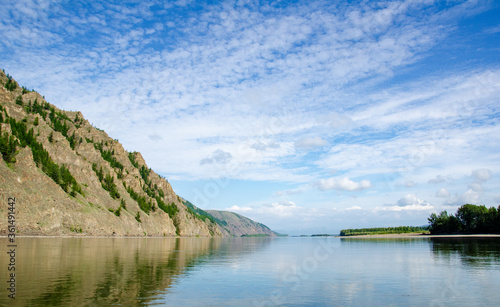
[
  {"left": 430, "top": 238, "right": 500, "bottom": 268},
  {"left": 0, "top": 237, "right": 271, "bottom": 306}
]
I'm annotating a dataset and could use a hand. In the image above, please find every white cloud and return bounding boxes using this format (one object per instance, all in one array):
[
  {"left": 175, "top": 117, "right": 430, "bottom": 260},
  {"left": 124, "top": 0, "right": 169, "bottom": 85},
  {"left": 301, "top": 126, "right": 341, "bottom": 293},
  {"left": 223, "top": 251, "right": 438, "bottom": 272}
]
[
  {"left": 397, "top": 193, "right": 429, "bottom": 207},
  {"left": 200, "top": 149, "right": 233, "bottom": 165},
  {"left": 378, "top": 204, "right": 434, "bottom": 212},
  {"left": 472, "top": 168, "right": 491, "bottom": 182},
  {"left": 229, "top": 200, "right": 299, "bottom": 218},
  {"left": 460, "top": 189, "right": 481, "bottom": 205},
  {"left": 428, "top": 175, "right": 447, "bottom": 184},
  {"left": 484, "top": 25, "right": 500, "bottom": 34},
  {"left": 2, "top": 0, "right": 499, "bottom": 232},
  {"left": 444, "top": 189, "right": 481, "bottom": 206},
  {"left": 345, "top": 206, "right": 363, "bottom": 211},
  {"left": 251, "top": 140, "right": 280, "bottom": 151},
  {"left": 405, "top": 180, "right": 416, "bottom": 187},
  {"left": 468, "top": 182, "right": 483, "bottom": 192},
  {"left": 274, "top": 187, "right": 305, "bottom": 197},
  {"left": 378, "top": 194, "right": 434, "bottom": 211},
  {"left": 317, "top": 112, "right": 353, "bottom": 129},
  {"left": 268, "top": 201, "right": 296, "bottom": 208},
  {"left": 226, "top": 205, "right": 252, "bottom": 212},
  {"left": 436, "top": 188, "right": 450, "bottom": 198},
  {"left": 294, "top": 137, "right": 328, "bottom": 149},
  {"left": 316, "top": 177, "right": 371, "bottom": 191}
]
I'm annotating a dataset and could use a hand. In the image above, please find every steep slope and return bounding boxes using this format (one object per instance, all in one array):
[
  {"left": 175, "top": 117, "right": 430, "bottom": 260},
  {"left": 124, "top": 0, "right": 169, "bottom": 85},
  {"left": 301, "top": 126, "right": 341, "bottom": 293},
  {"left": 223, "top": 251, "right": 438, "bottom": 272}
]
[
  {"left": 182, "top": 199, "right": 278, "bottom": 237},
  {"left": 0, "top": 70, "right": 221, "bottom": 237},
  {"left": 206, "top": 210, "right": 277, "bottom": 237}
]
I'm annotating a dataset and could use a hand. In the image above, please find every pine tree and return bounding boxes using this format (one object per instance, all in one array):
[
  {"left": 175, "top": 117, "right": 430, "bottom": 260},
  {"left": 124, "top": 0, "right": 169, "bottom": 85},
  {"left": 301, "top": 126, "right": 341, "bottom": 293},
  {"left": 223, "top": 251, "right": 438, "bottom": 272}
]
[
  {"left": 15, "top": 95, "right": 23, "bottom": 106},
  {"left": 4, "top": 74, "right": 17, "bottom": 91}
]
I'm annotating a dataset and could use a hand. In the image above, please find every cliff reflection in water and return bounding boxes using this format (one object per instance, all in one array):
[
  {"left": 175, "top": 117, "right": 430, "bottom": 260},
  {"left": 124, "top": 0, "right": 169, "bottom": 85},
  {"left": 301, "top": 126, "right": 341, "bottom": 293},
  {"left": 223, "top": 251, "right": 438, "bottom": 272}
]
[
  {"left": 430, "top": 238, "right": 500, "bottom": 268},
  {"left": 0, "top": 237, "right": 271, "bottom": 306}
]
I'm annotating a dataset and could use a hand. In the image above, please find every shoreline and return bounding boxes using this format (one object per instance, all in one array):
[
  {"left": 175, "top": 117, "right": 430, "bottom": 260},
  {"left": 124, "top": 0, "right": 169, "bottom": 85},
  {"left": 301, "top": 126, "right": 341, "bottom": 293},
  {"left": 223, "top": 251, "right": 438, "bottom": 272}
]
[
  {"left": 0, "top": 234, "right": 213, "bottom": 239},
  {"left": 338, "top": 233, "right": 500, "bottom": 238},
  {"left": 0, "top": 236, "right": 271, "bottom": 239}
]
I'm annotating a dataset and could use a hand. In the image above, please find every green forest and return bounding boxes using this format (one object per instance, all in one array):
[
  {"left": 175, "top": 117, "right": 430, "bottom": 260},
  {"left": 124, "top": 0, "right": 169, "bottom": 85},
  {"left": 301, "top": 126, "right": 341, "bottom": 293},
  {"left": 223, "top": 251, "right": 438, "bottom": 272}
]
[
  {"left": 339, "top": 226, "right": 429, "bottom": 236},
  {"left": 428, "top": 204, "right": 500, "bottom": 234}
]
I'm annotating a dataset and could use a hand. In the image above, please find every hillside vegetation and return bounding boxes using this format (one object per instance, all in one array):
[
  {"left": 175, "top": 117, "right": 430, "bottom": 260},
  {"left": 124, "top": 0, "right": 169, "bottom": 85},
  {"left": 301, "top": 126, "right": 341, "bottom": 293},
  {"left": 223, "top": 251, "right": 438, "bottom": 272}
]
[{"left": 0, "top": 70, "right": 223, "bottom": 236}]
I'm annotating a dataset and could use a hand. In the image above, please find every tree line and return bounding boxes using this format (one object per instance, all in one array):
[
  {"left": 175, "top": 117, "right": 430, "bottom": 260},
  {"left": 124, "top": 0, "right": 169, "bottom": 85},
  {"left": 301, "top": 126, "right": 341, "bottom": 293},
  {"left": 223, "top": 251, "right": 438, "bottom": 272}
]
[
  {"left": 339, "top": 226, "right": 429, "bottom": 236},
  {"left": 428, "top": 204, "right": 500, "bottom": 234}
]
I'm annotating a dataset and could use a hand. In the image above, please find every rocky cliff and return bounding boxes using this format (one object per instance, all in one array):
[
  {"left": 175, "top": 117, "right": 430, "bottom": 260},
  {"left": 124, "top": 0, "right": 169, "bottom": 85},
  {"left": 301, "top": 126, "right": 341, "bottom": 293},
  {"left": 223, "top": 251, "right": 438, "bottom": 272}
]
[
  {"left": 0, "top": 70, "right": 223, "bottom": 237},
  {"left": 206, "top": 210, "right": 277, "bottom": 237}
]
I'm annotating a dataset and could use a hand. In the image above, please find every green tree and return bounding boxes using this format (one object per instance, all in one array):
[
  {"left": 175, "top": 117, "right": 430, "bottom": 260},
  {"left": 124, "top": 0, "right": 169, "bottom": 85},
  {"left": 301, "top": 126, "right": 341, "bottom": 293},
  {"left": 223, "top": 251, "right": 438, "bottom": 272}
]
[
  {"left": 120, "top": 199, "right": 127, "bottom": 210},
  {"left": 4, "top": 74, "right": 17, "bottom": 91},
  {"left": 114, "top": 206, "right": 121, "bottom": 217},
  {"left": 15, "top": 95, "right": 23, "bottom": 106},
  {"left": 484, "top": 206, "right": 498, "bottom": 233},
  {"left": 102, "top": 173, "right": 120, "bottom": 199},
  {"left": 428, "top": 204, "right": 500, "bottom": 234},
  {"left": 456, "top": 204, "right": 488, "bottom": 233},
  {"left": 49, "top": 162, "right": 61, "bottom": 184},
  {"left": 428, "top": 211, "right": 459, "bottom": 234},
  {"left": 68, "top": 131, "right": 77, "bottom": 150},
  {"left": 0, "top": 133, "right": 18, "bottom": 163}
]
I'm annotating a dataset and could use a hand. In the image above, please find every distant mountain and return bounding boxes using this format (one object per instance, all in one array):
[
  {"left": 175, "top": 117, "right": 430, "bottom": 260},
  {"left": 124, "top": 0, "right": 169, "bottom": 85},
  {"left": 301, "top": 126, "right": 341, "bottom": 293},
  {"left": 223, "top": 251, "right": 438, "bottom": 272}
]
[
  {"left": 181, "top": 199, "right": 278, "bottom": 237},
  {"left": 206, "top": 210, "right": 277, "bottom": 237},
  {"left": 0, "top": 70, "right": 273, "bottom": 237}
]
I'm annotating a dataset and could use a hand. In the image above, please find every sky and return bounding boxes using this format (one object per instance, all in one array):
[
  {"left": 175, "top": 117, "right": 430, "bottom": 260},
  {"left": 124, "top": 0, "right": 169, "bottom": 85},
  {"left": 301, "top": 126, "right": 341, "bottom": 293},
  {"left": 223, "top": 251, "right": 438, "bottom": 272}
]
[{"left": 1, "top": 0, "right": 499, "bottom": 235}]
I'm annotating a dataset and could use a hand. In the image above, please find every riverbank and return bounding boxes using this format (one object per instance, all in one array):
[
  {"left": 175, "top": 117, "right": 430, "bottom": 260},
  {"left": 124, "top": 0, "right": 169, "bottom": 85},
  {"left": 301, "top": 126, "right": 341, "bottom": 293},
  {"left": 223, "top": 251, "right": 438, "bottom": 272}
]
[{"left": 339, "top": 233, "right": 500, "bottom": 238}]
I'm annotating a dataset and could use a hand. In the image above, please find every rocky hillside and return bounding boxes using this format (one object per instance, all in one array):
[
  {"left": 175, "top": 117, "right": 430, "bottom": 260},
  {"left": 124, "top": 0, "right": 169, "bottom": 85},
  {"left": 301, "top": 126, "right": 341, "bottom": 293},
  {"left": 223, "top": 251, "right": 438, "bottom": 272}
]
[
  {"left": 206, "top": 210, "right": 277, "bottom": 237},
  {"left": 0, "top": 70, "right": 225, "bottom": 237}
]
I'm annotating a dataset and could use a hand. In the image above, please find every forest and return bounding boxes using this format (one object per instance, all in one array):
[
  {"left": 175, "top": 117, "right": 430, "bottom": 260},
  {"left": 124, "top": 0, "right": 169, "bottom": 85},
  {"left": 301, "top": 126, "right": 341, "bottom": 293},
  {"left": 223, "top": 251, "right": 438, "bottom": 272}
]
[
  {"left": 428, "top": 204, "right": 500, "bottom": 234},
  {"left": 339, "top": 226, "right": 429, "bottom": 236}
]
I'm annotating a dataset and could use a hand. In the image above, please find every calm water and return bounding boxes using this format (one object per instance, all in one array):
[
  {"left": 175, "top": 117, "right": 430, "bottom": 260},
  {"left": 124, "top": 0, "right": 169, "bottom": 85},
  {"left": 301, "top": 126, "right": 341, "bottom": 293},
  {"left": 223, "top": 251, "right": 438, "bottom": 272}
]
[{"left": 1, "top": 237, "right": 500, "bottom": 306}]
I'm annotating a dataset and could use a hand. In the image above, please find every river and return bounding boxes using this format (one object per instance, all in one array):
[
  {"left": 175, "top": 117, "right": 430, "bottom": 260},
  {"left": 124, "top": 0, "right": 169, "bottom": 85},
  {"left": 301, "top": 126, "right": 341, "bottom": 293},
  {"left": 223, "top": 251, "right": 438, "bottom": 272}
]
[{"left": 1, "top": 236, "right": 499, "bottom": 306}]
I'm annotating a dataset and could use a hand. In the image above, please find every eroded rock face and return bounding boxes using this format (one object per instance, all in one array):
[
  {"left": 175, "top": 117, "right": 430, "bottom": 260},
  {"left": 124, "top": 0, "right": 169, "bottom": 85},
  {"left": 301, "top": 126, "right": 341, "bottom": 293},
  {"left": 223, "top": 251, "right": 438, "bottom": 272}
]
[{"left": 0, "top": 71, "right": 221, "bottom": 237}]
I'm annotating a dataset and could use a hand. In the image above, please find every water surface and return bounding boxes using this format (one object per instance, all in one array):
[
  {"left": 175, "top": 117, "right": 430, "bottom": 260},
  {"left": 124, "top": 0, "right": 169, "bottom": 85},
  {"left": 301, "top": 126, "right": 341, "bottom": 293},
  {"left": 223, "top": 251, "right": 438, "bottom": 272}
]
[{"left": 1, "top": 237, "right": 499, "bottom": 306}]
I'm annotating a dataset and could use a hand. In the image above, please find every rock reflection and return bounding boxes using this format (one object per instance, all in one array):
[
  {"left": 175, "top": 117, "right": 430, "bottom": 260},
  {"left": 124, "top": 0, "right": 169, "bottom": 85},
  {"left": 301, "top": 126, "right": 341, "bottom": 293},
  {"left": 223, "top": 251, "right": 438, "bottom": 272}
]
[{"left": 0, "top": 237, "right": 224, "bottom": 306}]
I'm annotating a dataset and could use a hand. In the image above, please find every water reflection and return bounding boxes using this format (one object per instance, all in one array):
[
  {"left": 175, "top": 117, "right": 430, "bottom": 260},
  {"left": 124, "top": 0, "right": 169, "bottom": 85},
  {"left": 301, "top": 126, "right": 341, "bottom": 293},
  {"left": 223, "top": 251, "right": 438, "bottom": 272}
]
[
  {"left": 0, "top": 237, "right": 271, "bottom": 306},
  {"left": 340, "top": 237, "right": 431, "bottom": 245},
  {"left": 430, "top": 238, "right": 500, "bottom": 268},
  {"left": 3, "top": 237, "right": 499, "bottom": 306}
]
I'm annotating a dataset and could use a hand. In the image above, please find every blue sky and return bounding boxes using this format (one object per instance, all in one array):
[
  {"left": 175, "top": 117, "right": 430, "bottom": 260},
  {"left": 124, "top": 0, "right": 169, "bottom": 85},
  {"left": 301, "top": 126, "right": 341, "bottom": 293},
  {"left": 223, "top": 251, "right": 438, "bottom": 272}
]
[{"left": 1, "top": 0, "right": 499, "bottom": 235}]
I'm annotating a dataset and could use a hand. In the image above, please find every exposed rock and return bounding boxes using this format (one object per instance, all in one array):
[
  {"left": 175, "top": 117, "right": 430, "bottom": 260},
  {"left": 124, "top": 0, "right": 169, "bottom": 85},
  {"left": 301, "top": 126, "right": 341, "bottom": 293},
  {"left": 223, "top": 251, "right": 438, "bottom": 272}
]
[
  {"left": 0, "top": 71, "right": 222, "bottom": 237},
  {"left": 0, "top": 70, "right": 278, "bottom": 238}
]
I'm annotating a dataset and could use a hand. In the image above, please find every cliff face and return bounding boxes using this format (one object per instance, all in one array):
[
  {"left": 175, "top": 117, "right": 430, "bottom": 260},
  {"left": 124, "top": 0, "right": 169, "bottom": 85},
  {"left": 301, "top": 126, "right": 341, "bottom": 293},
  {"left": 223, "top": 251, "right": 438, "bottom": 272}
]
[
  {"left": 206, "top": 210, "right": 276, "bottom": 237},
  {"left": 0, "top": 70, "right": 221, "bottom": 237}
]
